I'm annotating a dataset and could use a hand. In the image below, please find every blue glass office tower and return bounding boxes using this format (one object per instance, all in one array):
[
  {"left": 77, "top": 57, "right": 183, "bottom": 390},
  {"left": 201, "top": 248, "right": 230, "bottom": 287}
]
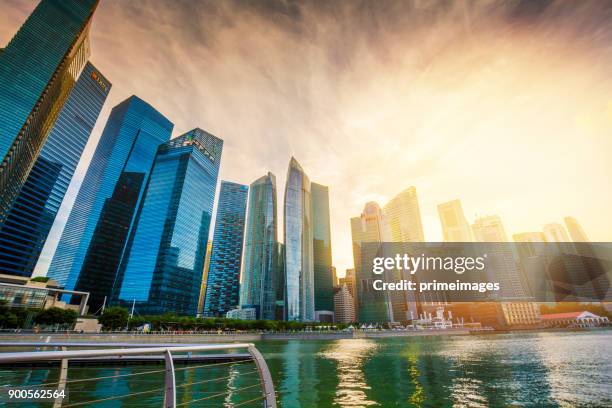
[
  {"left": 48, "top": 96, "right": 173, "bottom": 310},
  {"left": 114, "top": 128, "right": 223, "bottom": 316},
  {"left": 0, "top": 62, "right": 110, "bottom": 277},
  {"left": 284, "top": 158, "right": 314, "bottom": 322},
  {"left": 240, "top": 172, "right": 280, "bottom": 320},
  {"left": 0, "top": 0, "right": 98, "bottom": 223},
  {"left": 312, "top": 182, "right": 334, "bottom": 321},
  {"left": 203, "top": 181, "right": 248, "bottom": 317}
]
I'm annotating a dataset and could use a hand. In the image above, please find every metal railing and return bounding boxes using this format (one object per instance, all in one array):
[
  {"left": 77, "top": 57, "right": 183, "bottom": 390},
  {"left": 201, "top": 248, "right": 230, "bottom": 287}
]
[{"left": 0, "top": 342, "right": 276, "bottom": 407}]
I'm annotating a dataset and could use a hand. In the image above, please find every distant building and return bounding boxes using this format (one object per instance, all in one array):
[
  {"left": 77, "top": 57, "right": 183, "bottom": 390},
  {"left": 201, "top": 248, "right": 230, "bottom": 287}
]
[
  {"left": 113, "top": 128, "right": 223, "bottom": 316},
  {"left": 334, "top": 284, "right": 356, "bottom": 323},
  {"left": 383, "top": 187, "right": 425, "bottom": 243},
  {"left": 541, "top": 311, "right": 609, "bottom": 327},
  {"left": 284, "top": 158, "right": 314, "bottom": 321},
  {"left": 48, "top": 96, "right": 173, "bottom": 312},
  {"left": 197, "top": 242, "right": 213, "bottom": 316},
  {"left": 351, "top": 202, "right": 393, "bottom": 323},
  {"left": 0, "top": 63, "right": 110, "bottom": 277},
  {"left": 438, "top": 199, "right": 472, "bottom": 242},
  {"left": 564, "top": 217, "right": 590, "bottom": 242},
  {"left": 543, "top": 222, "right": 574, "bottom": 254},
  {"left": 204, "top": 181, "right": 248, "bottom": 317},
  {"left": 226, "top": 307, "right": 257, "bottom": 321},
  {"left": 240, "top": 173, "right": 281, "bottom": 320},
  {"left": 340, "top": 268, "right": 357, "bottom": 299},
  {"left": 312, "top": 182, "right": 334, "bottom": 322},
  {"left": 0, "top": 0, "right": 98, "bottom": 223},
  {"left": 500, "top": 302, "right": 541, "bottom": 326}
]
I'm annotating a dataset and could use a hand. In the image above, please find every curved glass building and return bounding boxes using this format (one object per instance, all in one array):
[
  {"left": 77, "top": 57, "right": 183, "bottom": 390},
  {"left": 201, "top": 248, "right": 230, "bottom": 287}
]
[
  {"left": 240, "top": 172, "right": 279, "bottom": 320},
  {"left": 284, "top": 157, "right": 314, "bottom": 321}
]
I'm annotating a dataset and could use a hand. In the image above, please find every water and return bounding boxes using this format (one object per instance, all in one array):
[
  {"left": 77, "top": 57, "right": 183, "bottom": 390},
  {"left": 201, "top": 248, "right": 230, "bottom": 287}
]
[{"left": 1, "top": 331, "right": 610, "bottom": 407}]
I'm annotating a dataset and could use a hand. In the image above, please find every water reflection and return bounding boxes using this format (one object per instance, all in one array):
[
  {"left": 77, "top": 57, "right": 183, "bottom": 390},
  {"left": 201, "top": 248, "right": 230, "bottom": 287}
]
[{"left": 321, "top": 339, "right": 378, "bottom": 407}]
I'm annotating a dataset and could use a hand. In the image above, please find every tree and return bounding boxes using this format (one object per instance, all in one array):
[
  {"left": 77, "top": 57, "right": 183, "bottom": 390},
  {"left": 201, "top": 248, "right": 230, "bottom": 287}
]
[
  {"left": 30, "top": 276, "right": 50, "bottom": 283},
  {"left": 34, "top": 308, "right": 77, "bottom": 327},
  {"left": 98, "top": 307, "right": 129, "bottom": 331}
]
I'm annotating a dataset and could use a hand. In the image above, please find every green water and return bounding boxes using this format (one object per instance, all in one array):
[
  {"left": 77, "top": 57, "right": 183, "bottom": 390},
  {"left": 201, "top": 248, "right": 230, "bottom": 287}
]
[{"left": 2, "top": 331, "right": 611, "bottom": 407}]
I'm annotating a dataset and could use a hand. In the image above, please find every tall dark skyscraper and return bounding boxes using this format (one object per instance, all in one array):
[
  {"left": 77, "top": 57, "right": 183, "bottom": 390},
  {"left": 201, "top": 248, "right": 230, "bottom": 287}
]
[
  {"left": 311, "top": 182, "right": 334, "bottom": 322},
  {"left": 0, "top": 62, "right": 110, "bottom": 277},
  {"left": 240, "top": 172, "right": 280, "bottom": 320},
  {"left": 284, "top": 157, "right": 314, "bottom": 322},
  {"left": 113, "top": 128, "right": 223, "bottom": 316},
  {"left": 203, "top": 181, "right": 248, "bottom": 317},
  {"left": 48, "top": 96, "right": 173, "bottom": 311},
  {"left": 0, "top": 0, "right": 99, "bottom": 223}
]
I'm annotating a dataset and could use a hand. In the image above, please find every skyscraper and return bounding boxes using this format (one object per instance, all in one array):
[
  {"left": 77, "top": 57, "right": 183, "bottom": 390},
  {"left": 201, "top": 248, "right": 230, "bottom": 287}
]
[
  {"left": 334, "top": 284, "right": 356, "bottom": 323},
  {"left": 472, "top": 215, "right": 528, "bottom": 299},
  {"left": 383, "top": 187, "right": 425, "bottom": 243},
  {"left": 197, "top": 241, "right": 213, "bottom": 316},
  {"left": 543, "top": 222, "right": 574, "bottom": 254},
  {"left": 203, "top": 181, "right": 248, "bottom": 317},
  {"left": 48, "top": 96, "right": 173, "bottom": 311},
  {"left": 284, "top": 157, "right": 314, "bottom": 322},
  {"left": 312, "top": 182, "right": 334, "bottom": 322},
  {"left": 113, "top": 128, "right": 223, "bottom": 316},
  {"left": 437, "top": 199, "right": 472, "bottom": 242},
  {"left": 0, "top": 62, "right": 110, "bottom": 277},
  {"left": 564, "top": 217, "right": 590, "bottom": 243},
  {"left": 240, "top": 172, "right": 279, "bottom": 320},
  {"left": 471, "top": 215, "right": 508, "bottom": 242},
  {"left": 0, "top": 0, "right": 99, "bottom": 223},
  {"left": 351, "top": 202, "right": 391, "bottom": 323}
]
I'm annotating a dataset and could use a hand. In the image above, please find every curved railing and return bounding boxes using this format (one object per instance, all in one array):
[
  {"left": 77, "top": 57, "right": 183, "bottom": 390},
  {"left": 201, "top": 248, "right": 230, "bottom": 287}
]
[{"left": 0, "top": 342, "right": 276, "bottom": 407}]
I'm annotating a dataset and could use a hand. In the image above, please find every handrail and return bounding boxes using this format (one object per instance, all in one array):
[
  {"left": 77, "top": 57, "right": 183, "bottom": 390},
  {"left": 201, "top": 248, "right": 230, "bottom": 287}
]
[{"left": 0, "top": 343, "right": 276, "bottom": 408}]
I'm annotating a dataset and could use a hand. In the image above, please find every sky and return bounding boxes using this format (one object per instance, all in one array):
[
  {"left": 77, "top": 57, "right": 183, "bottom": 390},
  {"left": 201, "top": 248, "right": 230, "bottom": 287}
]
[{"left": 2, "top": 0, "right": 612, "bottom": 278}]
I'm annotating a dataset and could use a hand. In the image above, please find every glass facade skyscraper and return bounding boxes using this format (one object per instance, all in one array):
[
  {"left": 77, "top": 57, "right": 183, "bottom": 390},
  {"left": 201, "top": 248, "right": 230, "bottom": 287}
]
[
  {"left": 203, "top": 181, "right": 248, "bottom": 317},
  {"left": 113, "top": 128, "right": 223, "bottom": 316},
  {"left": 48, "top": 96, "right": 173, "bottom": 310},
  {"left": 0, "top": 0, "right": 98, "bottom": 223},
  {"left": 240, "top": 172, "right": 280, "bottom": 320},
  {"left": 284, "top": 157, "right": 314, "bottom": 322},
  {"left": 311, "top": 182, "right": 334, "bottom": 321},
  {"left": 0, "top": 62, "right": 110, "bottom": 277}
]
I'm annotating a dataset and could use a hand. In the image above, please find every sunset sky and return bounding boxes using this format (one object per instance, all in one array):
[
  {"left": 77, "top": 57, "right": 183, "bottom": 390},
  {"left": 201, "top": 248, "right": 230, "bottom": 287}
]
[{"left": 2, "top": 0, "right": 612, "bottom": 277}]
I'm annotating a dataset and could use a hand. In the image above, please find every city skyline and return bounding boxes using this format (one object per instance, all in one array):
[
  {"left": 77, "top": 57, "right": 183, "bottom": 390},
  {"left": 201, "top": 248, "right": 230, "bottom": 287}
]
[{"left": 2, "top": 0, "right": 612, "bottom": 277}]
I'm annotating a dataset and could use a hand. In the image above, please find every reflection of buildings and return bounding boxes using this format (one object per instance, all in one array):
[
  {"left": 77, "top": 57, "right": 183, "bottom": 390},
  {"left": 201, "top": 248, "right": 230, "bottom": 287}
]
[
  {"left": 284, "top": 158, "right": 314, "bottom": 321},
  {"left": 0, "top": 63, "right": 109, "bottom": 278},
  {"left": 113, "top": 128, "right": 222, "bottom": 315},
  {"left": 48, "top": 96, "right": 173, "bottom": 311},
  {"left": 438, "top": 199, "right": 472, "bottom": 242},
  {"left": 0, "top": 0, "right": 98, "bottom": 223},
  {"left": 312, "top": 182, "right": 334, "bottom": 322},
  {"left": 240, "top": 172, "right": 280, "bottom": 320},
  {"left": 334, "top": 284, "right": 356, "bottom": 323},
  {"left": 204, "top": 182, "right": 248, "bottom": 317}
]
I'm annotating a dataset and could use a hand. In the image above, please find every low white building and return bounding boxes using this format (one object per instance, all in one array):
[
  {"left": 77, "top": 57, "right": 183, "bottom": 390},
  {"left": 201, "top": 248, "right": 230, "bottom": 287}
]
[{"left": 541, "top": 311, "right": 609, "bottom": 328}]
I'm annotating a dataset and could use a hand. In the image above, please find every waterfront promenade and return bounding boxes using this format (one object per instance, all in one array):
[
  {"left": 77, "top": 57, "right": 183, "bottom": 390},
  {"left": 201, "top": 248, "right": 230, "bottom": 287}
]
[{"left": 0, "top": 328, "right": 473, "bottom": 343}]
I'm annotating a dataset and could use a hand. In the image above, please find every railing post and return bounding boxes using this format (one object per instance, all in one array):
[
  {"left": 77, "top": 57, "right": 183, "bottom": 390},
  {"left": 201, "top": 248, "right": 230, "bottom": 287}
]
[
  {"left": 163, "top": 349, "right": 176, "bottom": 408},
  {"left": 247, "top": 344, "right": 277, "bottom": 408},
  {"left": 53, "top": 346, "right": 68, "bottom": 408}
]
